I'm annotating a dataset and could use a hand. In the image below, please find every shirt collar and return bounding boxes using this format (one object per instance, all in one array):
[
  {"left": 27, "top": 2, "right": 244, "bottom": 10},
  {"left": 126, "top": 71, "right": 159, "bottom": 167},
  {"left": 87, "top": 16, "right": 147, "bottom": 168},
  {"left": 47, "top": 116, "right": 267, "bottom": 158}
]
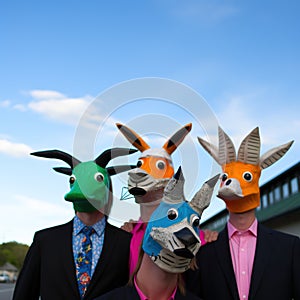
[
  {"left": 73, "top": 215, "right": 106, "bottom": 237},
  {"left": 134, "top": 276, "right": 177, "bottom": 300},
  {"left": 132, "top": 218, "right": 147, "bottom": 234},
  {"left": 228, "top": 218, "right": 258, "bottom": 239}
]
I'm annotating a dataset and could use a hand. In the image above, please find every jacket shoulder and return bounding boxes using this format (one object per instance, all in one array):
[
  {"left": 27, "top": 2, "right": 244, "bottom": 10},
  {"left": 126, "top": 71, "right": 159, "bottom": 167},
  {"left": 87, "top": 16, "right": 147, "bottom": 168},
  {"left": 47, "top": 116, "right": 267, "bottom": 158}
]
[
  {"left": 34, "top": 220, "right": 73, "bottom": 239},
  {"left": 106, "top": 222, "right": 132, "bottom": 239}
]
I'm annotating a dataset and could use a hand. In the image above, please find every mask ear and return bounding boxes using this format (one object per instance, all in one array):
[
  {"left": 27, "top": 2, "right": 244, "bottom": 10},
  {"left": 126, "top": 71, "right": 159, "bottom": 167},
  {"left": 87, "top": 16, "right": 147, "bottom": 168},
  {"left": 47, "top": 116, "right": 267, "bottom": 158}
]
[
  {"left": 116, "top": 123, "right": 150, "bottom": 152},
  {"left": 198, "top": 137, "right": 221, "bottom": 165},
  {"left": 189, "top": 174, "right": 219, "bottom": 216},
  {"left": 237, "top": 127, "right": 260, "bottom": 165},
  {"left": 162, "top": 123, "right": 192, "bottom": 155},
  {"left": 53, "top": 167, "right": 72, "bottom": 176},
  {"left": 218, "top": 126, "right": 236, "bottom": 164},
  {"left": 260, "top": 140, "right": 294, "bottom": 169}
]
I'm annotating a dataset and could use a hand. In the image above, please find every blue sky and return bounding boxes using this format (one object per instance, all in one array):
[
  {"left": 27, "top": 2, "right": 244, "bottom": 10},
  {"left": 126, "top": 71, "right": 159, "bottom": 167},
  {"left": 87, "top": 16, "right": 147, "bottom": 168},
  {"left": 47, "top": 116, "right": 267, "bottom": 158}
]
[{"left": 1, "top": 0, "right": 300, "bottom": 245}]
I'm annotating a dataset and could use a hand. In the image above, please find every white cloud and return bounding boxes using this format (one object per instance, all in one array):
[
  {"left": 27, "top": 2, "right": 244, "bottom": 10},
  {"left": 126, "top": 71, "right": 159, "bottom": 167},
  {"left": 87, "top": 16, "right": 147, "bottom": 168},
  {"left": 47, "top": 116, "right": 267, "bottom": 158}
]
[
  {"left": 13, "top": 104, "right": 27, "bottom": 111},
  {"left": 0, "top": 100, "right": 11, "bottom": 107},
  {"left": 22, "top": 89, "right": 119, "bottom": 132},
  {"left": 26, "top": 89, "right": 93, "bottom": 125},
  {"left": 0, "top": 139, "right": 33, "bottom": 157},
  {"left": 29, "top": 90, "right": 66, "bottom": 99}
]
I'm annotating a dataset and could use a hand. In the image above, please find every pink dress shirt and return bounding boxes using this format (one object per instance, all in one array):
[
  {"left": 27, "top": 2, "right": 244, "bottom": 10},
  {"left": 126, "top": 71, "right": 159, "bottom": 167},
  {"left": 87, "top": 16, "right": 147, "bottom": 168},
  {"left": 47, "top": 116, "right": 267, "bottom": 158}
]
[
  {"left": 129, "top": 218, "right": 207, "bottom": 275},
  {"left": 129, "top": 219, "right": 147, "bottom": 275},
  {"left": 228, "top": 219, "right": 258, "bottom": 300},
  {"left": 134, "top": 276, "right": 177, "bottom": 300}
]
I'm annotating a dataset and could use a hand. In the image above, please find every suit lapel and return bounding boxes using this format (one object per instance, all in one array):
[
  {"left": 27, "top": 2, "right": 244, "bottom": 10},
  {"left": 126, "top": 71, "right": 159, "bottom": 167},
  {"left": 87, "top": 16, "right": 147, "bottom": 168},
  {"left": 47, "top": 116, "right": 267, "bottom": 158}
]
[
  {"left": 85, "top": 222, "right": 117, "bottom": 297},
  {"left": 249, "top": 224, "right": 271, "bottom": 300},
  {"left": 60, "top": 220, "right": 81, "bottom": 298},
  {"left": 215, "top": 226, "right": 240, "bottom": 300}
]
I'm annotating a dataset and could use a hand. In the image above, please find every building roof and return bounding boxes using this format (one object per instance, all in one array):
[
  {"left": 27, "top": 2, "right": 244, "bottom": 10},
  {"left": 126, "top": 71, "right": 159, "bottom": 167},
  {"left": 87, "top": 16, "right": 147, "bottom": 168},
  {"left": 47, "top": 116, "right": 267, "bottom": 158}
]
[{"left": 0, "top": 262, "right": 18, "bottom": 272}]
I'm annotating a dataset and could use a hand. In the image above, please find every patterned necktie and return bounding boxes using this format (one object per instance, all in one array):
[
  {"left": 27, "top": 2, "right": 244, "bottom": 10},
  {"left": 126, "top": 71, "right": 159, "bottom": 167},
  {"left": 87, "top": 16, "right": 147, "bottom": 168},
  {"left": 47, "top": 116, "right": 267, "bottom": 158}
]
[{"left": 76, "top": 226, "right": 95, "bottom": 299}]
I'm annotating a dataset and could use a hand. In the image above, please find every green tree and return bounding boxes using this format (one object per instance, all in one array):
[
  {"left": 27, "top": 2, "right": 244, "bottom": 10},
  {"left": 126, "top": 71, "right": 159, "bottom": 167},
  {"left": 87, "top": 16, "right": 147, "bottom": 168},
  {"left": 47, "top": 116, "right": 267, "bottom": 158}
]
[{"left": 0, "top": 241, "right": 29, "bottom": 270}]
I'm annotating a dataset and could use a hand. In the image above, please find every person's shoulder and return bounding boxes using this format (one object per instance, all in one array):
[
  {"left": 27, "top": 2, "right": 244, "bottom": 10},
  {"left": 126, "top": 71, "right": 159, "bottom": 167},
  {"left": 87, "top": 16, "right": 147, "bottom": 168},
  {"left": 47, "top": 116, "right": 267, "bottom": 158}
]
[
  {"left": 35, "top": 219, "right": 73, "bottom": 238},
  {"left": 260, "top": 223, "right": 299, "bottom": 240},
  {"left": 259, "top": 223, "right": 300, "bottom": 248},
  {"left": 106, "top": 222, "right": 132, "bottom": 238}
]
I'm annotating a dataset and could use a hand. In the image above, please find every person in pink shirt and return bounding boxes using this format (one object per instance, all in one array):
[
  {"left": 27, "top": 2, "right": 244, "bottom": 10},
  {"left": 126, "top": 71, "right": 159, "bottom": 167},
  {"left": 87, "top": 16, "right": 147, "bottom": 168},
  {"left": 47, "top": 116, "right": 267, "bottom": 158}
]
[
  {"left": 116, "top": 122, "right": 218, "bottom": 274},
  {"left": 123, "top": 217, "right": 217, "bottom": 275},
  {"left": 186, "top": 127, "right": 300, "bottom": 300},
  {"left": 95, "top": 166, "right": 218, "bottom": 300}
]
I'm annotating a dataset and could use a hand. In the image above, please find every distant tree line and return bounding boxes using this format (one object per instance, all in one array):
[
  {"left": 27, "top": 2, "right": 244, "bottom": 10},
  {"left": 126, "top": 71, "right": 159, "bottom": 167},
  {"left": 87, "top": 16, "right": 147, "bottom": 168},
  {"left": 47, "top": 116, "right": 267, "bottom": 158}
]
[{"left": 0, "top": 242, "right": 29, "bottom": 270}]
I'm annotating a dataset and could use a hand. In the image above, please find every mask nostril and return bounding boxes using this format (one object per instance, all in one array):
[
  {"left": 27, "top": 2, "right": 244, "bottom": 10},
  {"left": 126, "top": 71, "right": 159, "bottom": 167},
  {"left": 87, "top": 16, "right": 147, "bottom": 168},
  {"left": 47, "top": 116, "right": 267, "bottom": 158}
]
[{"left": 225, "top": 179, "right": 232, "bottom": 186}]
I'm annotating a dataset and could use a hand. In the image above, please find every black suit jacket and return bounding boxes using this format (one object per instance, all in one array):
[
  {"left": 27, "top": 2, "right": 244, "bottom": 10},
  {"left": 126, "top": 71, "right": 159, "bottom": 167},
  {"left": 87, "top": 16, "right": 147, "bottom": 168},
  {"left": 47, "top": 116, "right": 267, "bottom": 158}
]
[
  {"left": 13, "top": 219, "right": 132, "bottom": 300},
  {"left": 93, "top": 284, "right": 201, "bottom": 300},
  {"left": 186, "top": 223, "right": 300, "bottom": 300}
]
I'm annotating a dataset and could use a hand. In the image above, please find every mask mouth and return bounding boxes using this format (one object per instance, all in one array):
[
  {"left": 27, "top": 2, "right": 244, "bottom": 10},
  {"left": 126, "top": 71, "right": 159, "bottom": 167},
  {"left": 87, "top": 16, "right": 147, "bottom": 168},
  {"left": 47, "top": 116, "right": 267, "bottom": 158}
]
[
  {"left": 174, "top": 248, "right": 194, "bottom": 259},
  {"left": 129, "top": 187, "right": 147, "bottom": 196},
  {"left": 217, "top": 191, "right": 243, "bottom": 200},
  {"left": 218, "top": 178, "right": 244, "bottom": 200}
]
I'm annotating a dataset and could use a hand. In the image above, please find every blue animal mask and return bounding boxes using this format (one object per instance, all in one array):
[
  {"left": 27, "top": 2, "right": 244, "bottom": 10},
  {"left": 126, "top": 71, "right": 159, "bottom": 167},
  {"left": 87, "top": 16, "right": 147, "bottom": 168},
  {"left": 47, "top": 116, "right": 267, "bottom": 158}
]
[
  {"left": 142, "top": 167, "right": 219, "bottom": 273},
  {"left": 31, "top": 148, "right": 137, "bottom": 213}
]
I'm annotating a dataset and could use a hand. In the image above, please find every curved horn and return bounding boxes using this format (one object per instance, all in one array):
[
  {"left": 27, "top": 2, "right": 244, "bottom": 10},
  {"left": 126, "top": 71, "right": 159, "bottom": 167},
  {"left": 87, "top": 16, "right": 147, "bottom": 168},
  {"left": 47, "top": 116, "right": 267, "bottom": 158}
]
[
  {"left": 116, "top": 123, "right": 150, "bottom": 152},
  {"left": 106, "top": 165, "right": 137, "bottom": 176},
  {"left": 260, "top": 140, "right": 294, "bottom": 169},
  {"left": 163, "top": 166, "right": 186, "bottom": 204},
  {"left": 189, "top": 174, "right": 219, "bottom": 216},
  {"left": 218, "top": 127, "right": 236, "bottom": 164},
  {"left": 95, "top": 148, "right": 137, "bottom": 167},
  {"left": 53, "top": 167, "right": 72, "bottom": 176},
  {"left": 237, "top": 127, "right": 261, "bottom": 165},
  {"left": 31, "top": 150, "right": 81, "bottom": 168},
  {"left": 163, "top": 123, "right": 192, "bottom": 155}
]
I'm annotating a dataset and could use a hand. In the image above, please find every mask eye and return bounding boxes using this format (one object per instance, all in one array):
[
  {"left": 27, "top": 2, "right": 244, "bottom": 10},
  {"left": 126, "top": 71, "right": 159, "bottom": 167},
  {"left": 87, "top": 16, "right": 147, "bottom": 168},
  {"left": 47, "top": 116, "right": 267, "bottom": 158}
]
[
  {"left": 221, "top": 173, "right": 228, "bottom": 182},
  {"left": 137, "top": 160, "right": 143, "bottom": 167},
  {"left": 243, "top": 171, "right": 253, "bottom": 182},
  {"left": 69, "top": 175, "right": 76, "bottom": 184},
  {"left": 156, "top": 160, "right": 166, "bottom": 170},
  {"left": 167, "top": 208, "right": 178, "bottom": 220},
  {"left": 94, "top": 172, "right": 104, "bottom": 182},
  {"left": 190, "top": 214, "right": 200, "bottom": 227}
]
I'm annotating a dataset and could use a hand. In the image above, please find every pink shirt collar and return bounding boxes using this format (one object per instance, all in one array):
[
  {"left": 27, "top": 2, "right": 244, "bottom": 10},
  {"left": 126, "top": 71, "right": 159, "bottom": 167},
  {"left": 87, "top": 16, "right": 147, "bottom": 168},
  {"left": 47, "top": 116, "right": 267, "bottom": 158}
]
[
  {"left": 134, "top": 276, "right": 177, "bottom": 300},
  {"left": 228, "top": 218, "right": 258, "bottom": 238},
  {"left": 132, "top": 218, "right": 147, "bottom": 234}
]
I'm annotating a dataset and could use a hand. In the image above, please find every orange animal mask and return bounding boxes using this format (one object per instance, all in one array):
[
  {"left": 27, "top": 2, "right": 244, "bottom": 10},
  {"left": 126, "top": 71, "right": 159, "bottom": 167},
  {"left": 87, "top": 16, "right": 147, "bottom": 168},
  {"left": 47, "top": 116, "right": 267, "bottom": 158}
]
[
  {"left": 198, "top": 127, "right": 293, "bottom": 213},
  {"left": 117, "top": 123, "right": 192, "bottom": 202}
]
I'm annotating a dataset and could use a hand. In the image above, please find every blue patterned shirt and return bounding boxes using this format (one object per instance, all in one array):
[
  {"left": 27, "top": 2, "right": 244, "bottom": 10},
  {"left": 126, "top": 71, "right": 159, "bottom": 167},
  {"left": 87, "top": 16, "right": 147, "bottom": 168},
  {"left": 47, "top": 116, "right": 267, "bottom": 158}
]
[{"left": 73, "top": 215, "right": 106, "bottom": 277}]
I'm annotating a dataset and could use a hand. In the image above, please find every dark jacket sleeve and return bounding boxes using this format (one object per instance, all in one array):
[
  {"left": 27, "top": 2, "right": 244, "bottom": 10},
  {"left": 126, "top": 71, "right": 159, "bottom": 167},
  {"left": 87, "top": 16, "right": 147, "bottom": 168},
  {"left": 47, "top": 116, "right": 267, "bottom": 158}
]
[
  {"left": 12, "top": 233, "right": 41, "bottom": 300},
  {"left": 292, "top": 235, "right": 300, "bottom": 299}
]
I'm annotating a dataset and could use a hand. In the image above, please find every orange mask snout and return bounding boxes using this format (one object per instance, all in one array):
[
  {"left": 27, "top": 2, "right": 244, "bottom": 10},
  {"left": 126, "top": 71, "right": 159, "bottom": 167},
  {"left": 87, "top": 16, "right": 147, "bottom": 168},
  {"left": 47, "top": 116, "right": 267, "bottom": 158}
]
[{"left": 218, "top": 162, "right": 262, "bottom": 213}]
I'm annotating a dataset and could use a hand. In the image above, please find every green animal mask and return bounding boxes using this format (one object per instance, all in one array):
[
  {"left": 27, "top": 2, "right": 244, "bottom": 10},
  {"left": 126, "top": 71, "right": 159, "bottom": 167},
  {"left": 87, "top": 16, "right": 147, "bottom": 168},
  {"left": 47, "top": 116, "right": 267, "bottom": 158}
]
[{"left": 31, "top": 148, "right": 137, "bottom": 213}]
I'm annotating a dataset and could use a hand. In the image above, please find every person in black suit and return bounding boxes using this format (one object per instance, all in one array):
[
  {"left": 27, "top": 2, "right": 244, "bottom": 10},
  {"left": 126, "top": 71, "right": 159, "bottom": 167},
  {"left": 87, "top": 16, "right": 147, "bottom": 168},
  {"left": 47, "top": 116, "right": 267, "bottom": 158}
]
[
  {"left": 187, "top": 220, "right": 300, "bottom": 300},
  {"left": 13, "top": 148, "right": 136, "bottom": 300},
  {"left": 186, "top": 127, "right": 300, "bottom": 300}
]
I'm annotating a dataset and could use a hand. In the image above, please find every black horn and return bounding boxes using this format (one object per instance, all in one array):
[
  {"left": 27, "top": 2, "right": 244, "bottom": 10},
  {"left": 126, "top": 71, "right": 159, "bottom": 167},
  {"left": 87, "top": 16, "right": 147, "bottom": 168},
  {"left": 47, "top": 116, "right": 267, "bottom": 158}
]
[
  {"left": 94, "top": 148, "right": 137, "bottom": 167},
  {"left": 31, "top": 150, "right": 81, "bottom": 168}
]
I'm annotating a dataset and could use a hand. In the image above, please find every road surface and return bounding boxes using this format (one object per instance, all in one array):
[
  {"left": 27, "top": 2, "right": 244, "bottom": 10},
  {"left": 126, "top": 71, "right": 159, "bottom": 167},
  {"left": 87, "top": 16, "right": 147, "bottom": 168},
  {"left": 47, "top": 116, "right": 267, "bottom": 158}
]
[{"left": 0, "top": 283, "right": 15, "bottom": 300}]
